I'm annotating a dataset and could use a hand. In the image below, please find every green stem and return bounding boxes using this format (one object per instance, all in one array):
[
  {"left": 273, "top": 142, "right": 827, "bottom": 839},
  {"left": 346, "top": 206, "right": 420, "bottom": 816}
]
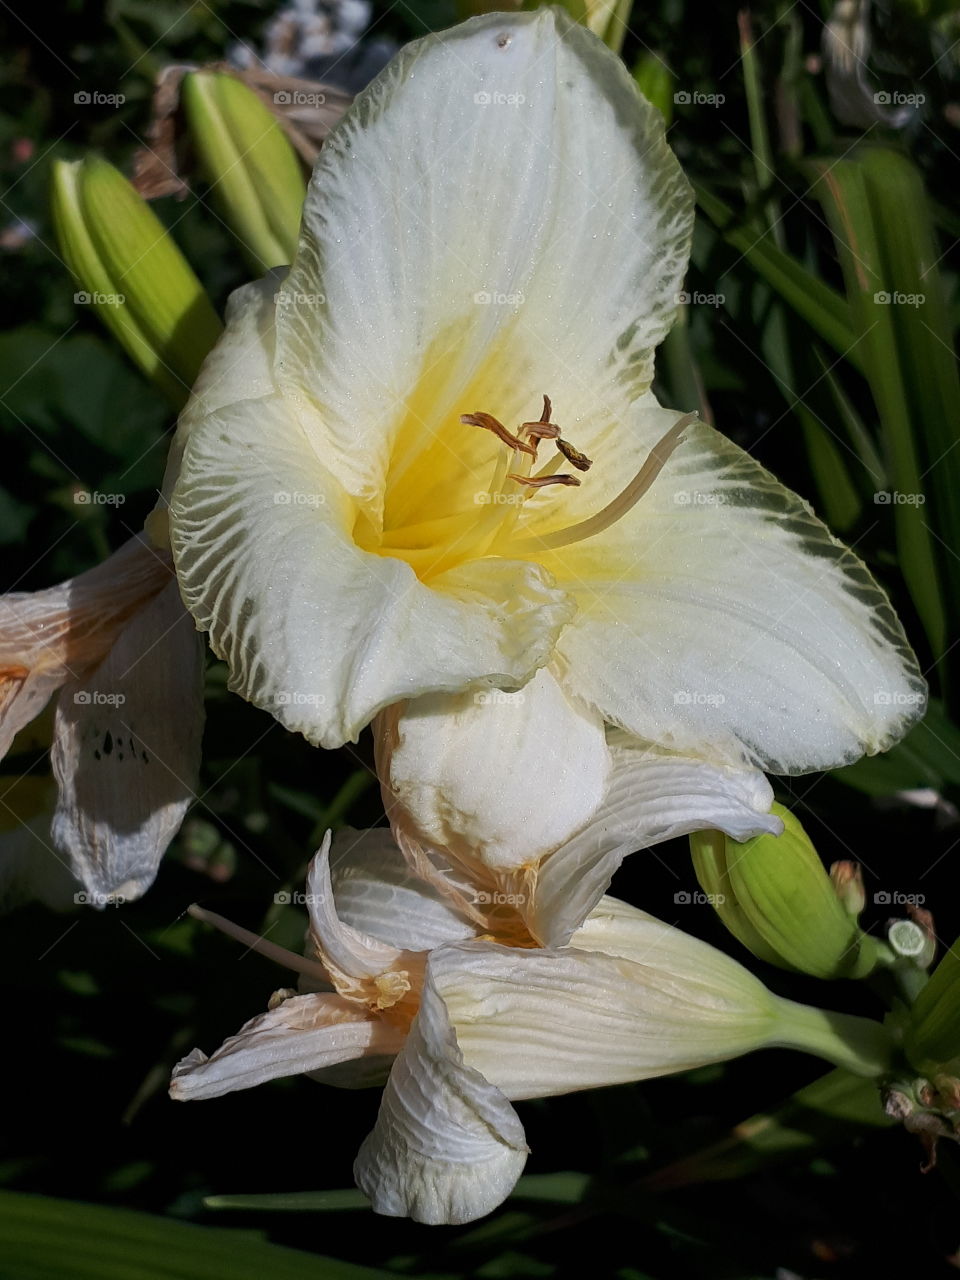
[{"left": 773, "top": 997, "right": 893, "bottom": 1078}]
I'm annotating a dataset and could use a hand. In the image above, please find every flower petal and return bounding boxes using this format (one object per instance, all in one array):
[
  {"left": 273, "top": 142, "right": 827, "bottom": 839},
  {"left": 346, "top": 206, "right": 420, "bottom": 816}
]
[
  {"left": 540, "top": 404, "right": 926, "bottom": 774},
  {"left": 50, "top": 580, "right": 204, "bottom": 903},
  {"left": 329, "top": 826, "right": 477, "bottom": 950},
  {"left": 170, "top": 992, "right": 404, "bottom": 1101},
  {"left": 275, "top": 9, "right": 692, "bottom": 505},
  {"left": 170, "top": 395, "right": 572, "bottom": 747},
  {"left": 354, "top": 965, "right": 528, "bottom": 1224},
  {"left": 431, "top": 937, "right": 779, "bottom": 1100},
  {"left": 0, "top": 536, "right": 171, "bottom": 758},
  {"left": 527, "top": 734, "right": 780, "bottom": 946},
  {"left": 379, "top": 667, "right": 610, "bottom": 872},
  {"left": 154, "top": 273, "right": 284, "bottom": 520}
]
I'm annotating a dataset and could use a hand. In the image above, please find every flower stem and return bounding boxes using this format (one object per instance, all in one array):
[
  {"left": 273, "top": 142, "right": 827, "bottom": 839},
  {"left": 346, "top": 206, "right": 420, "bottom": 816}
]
[{"left": 771, "top": 997, "right": 893, "bottom": 1079}]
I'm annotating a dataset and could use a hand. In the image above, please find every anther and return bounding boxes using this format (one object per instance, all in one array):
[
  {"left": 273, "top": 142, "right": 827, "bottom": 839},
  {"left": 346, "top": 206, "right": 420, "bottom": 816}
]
[
  {"left": 461, "top": 411, "right": 536, "bottom": 458},
  {"left": 507, "top": 473, "right": 581, "bottom": 488}
]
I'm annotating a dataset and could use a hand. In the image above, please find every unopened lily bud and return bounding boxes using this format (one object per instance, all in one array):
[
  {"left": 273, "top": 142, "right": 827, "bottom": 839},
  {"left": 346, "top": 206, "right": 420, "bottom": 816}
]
[
  {"left": 51, "top": 156, "right": 222, "bottom": 408},
  {"left": 181, "top": 71, "right": 306, "bottom": 272},
  {"left": 905, "top": 937, "right": 960, "bottom": 1076},
  {"left": 691, "top": 804, "right": 885, "bottom": 979},
  {"left": 690, "top": 827, "right": 783, "bottom": 968},
  {"left": 830, "top": 860, "right": 866, "bottom": 917}
]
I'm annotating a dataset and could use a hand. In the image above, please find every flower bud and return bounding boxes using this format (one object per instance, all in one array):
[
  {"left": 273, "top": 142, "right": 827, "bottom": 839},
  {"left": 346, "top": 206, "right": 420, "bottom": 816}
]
[
  {"left": 181, "top": 71, "right": 306, "bottom": 272},
  {"left": 51, "top": 156, "right": 222, "bottom": 408},
  {"left": 905, "top": 938, "right": 960, "bottom": 1076},
  {"left": 830, "top": 860, "right": 866, "bottom": 917},
  {"left": 691, "top": 804, "right": 885, "bottom": 979}
]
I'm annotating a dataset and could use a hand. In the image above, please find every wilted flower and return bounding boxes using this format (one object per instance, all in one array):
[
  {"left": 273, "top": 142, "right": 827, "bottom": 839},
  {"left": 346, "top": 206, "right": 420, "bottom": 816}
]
[
  {"left": 168, "top": 10, "right": 924, "bottom": 876},
  {"left": 172, "top": 827, "right": 892, "bottom": 1224}
]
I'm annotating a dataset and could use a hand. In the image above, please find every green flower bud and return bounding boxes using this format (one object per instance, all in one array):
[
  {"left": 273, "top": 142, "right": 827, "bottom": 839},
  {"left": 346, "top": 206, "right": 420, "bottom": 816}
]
[
  {"left": 691, "top": 804, "right": 888, "bottom": 979},
  {"left": 905, "top": 939, "right": 960, "bottom": 1075},
  {"left": 181, "top": 71, "right": 306, "bottom": 272},
  {"left": 51, "top": 156, "right": 222, "bottom": 408}
]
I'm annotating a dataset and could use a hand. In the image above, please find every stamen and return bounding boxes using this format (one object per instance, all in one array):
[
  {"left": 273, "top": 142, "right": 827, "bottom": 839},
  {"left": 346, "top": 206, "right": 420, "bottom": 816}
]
[
  {"left": 188, "top": 903, "right": 331, "bottom": 983},
  {"left": 556, "top": 438, "right": 593, "bottom": 471},
  {"left": 461, "top": 411, "right": 536, "bottom": 458},
  {"left": 505, "top": 412, "right": 697, "bottom": 556},
  {"left": 507, "top": 472, "right": 581, "bottom": 488}
]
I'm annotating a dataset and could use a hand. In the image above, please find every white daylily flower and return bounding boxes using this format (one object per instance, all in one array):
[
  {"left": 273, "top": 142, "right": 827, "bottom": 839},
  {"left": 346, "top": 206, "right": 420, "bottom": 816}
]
[
  {"left": 0, "top": 538, "right": 204, "bottom": 904},
  {"left": 168, "top": 10, "right": 923, "bottom": 870},
  {"left": 172, "top": 827, "right": 891, "bottom": 1224}
]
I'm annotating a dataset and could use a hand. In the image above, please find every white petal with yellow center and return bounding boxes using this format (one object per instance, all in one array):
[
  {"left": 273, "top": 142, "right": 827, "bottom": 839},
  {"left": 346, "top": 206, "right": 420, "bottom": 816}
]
[{"left": 530, "top": 401, "right": 926, "bottom": 774}]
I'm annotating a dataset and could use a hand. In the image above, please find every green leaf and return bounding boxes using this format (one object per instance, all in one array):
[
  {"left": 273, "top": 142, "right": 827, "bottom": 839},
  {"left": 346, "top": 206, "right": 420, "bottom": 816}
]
[
  {"left": 643, "top": 1068, "right": 888, "bottom": 1190},
  {"left": 808, "top": 146, "right": 960, "bottom": 665},
  {"left": 832, "top": 696, "right": 960, "bottom": 794},
  {"left": 0, "top": 1191, "right": 389, "bottom": 1279},
  {"left": 694, "top": 184, "right": 858, "bottom": 362}
]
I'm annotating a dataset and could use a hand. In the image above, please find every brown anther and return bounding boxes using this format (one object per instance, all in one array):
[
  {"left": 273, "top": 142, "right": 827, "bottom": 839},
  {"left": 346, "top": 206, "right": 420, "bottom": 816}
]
[
  {"left": 521, "top": 421, "right": 561, "bottom": 442},
  {"left": 507, "top": 472, "right": 581, "bottom": 488},
  {"left": 556, "top": 438, "right": 593, "bottom": 471},
  {"left": 461, "top": 411, "right": 536, "bottom": 458},
  {"left": 539, "top": 394, "right": 552, "bottom": 423}
]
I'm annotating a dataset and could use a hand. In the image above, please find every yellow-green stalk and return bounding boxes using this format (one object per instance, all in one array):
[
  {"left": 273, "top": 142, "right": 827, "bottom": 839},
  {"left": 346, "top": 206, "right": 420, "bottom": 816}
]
[
  {"left": 181, "top": 71, "right": 306, "bottom": 273},
  {"left": 52, "top": 156, "right": 222, "bottom": 408}
]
